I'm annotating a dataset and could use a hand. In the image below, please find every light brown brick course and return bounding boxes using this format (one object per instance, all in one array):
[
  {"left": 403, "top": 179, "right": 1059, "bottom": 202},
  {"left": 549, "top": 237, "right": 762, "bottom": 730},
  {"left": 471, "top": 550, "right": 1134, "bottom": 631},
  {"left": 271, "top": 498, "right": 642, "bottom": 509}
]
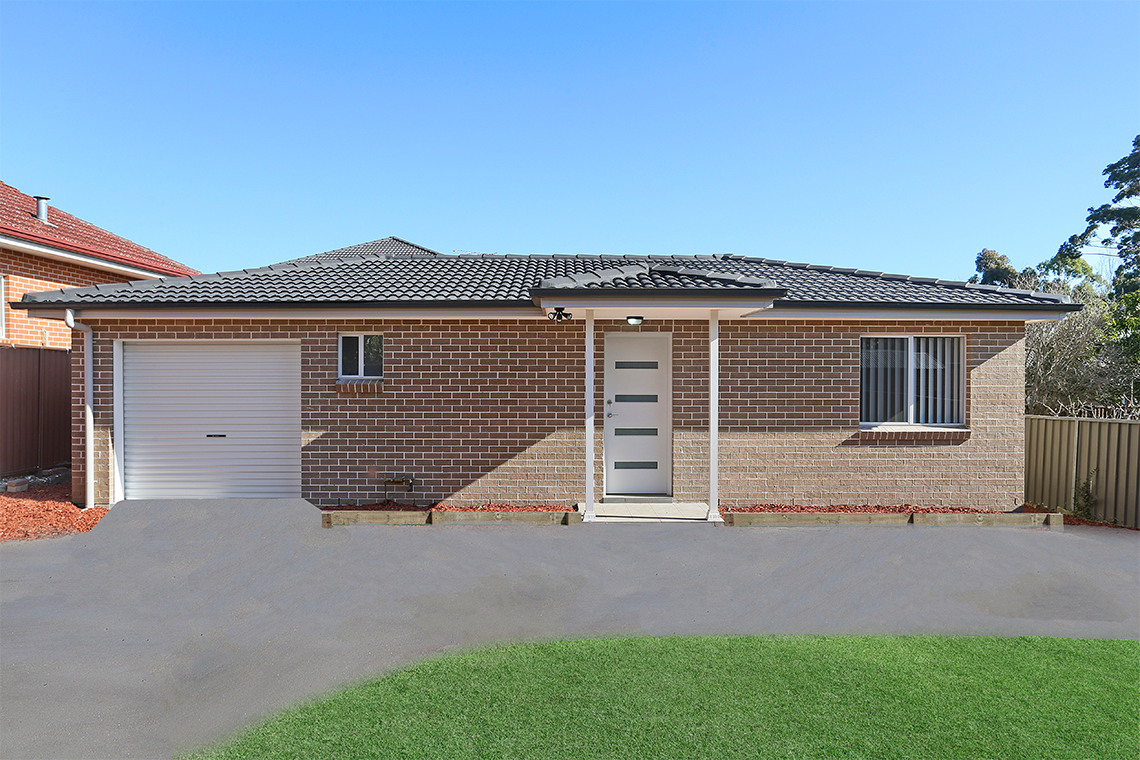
[{"left": 71, "top": 317, "right": 1025, "bottom": 511}]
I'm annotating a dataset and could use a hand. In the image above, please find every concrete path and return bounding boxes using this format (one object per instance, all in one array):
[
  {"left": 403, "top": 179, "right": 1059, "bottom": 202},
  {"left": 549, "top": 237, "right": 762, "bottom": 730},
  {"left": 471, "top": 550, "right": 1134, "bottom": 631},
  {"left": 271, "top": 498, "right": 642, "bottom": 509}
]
[{"left": 1, "top": 498, "right": 1137, "bottom": 760}]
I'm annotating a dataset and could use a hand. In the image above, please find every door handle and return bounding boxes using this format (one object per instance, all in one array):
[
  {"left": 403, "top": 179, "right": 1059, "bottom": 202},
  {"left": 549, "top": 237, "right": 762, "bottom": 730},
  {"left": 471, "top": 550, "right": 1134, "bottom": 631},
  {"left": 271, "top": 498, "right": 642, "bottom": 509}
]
[{"left": 606, "top": 412, "right": 618, "bottom": 418}]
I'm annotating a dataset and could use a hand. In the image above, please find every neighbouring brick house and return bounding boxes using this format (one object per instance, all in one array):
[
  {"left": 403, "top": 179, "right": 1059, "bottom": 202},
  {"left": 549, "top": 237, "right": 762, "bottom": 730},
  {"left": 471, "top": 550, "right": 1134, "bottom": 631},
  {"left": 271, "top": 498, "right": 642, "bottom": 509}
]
[
  {"left": 1, "top": 181, "right": 197, "bottom": 485},
  {"left": 14, "top": 237, "right": 1078, "bottom": 518},
  {"left": 1, "top": 182, "right": 197, "bottom": 348}
]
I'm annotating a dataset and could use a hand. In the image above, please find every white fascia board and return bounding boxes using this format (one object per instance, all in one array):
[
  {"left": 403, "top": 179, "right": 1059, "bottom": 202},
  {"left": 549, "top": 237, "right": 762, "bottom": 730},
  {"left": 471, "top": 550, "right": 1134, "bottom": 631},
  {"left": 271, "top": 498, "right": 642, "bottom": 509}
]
[
  {"left": 0, "top": 234, "right": 166, "bottom": 280},
  {"left": 15, "top": 307, "right": 71, "bottom": 321},
  {"left": 23, "top": 303, "right": 1072, "bottom": 323},
  {"left": 741, "top": 306, "right": 1072, "bottom": 322}
]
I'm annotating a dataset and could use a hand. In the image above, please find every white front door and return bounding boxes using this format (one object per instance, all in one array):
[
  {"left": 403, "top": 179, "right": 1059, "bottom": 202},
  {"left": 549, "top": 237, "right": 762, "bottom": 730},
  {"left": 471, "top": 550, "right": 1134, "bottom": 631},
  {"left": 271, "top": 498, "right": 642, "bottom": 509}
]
[{"left": 603, "top": 333, "right": 672, "bottom": 495}]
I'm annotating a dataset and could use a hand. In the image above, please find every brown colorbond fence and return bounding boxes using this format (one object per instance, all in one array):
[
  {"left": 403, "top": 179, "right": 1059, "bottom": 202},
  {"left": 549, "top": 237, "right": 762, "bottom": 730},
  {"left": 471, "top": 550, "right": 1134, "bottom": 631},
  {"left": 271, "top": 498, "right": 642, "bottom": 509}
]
[
  {"left": 1025, "top": 415, "right": 1139, "bottom": 528},
  {"left": 0, "top": 346, "right": 71, "bottom": 476}
]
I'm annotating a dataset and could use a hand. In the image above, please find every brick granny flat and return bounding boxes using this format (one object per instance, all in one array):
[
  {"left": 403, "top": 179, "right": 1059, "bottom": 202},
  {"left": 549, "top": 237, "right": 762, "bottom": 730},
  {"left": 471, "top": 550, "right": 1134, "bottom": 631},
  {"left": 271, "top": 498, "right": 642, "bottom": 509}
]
[{"left": 13, "top": 238, "right": 1077, "bottom": 519}]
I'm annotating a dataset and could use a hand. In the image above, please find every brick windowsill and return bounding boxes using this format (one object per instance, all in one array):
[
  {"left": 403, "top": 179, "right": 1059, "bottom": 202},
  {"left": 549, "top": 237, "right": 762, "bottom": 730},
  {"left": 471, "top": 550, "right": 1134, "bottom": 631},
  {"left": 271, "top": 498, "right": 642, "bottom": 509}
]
[
  {"left": 336, "top": 377, "right": 384, "bottom": 395},
  {"left": 858, "top": 425, "right": 971, "bottom": 443}
]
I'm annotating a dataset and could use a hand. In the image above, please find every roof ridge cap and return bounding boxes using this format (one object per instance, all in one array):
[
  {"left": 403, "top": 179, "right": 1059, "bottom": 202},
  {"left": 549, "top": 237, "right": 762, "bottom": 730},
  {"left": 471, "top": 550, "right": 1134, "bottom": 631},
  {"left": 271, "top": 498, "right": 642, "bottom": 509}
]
[
  {"left": 962, "top": 282, "right": 1071, "bottom": 303},
  {"left": 744, "top": 256, "right": 1074, "bottom": 305},
  {"left": 647, "top": 262, "right": 775, "bottom": 288},
  {"left": 384, "top": 236, "right": 443, "bottom": 255}
]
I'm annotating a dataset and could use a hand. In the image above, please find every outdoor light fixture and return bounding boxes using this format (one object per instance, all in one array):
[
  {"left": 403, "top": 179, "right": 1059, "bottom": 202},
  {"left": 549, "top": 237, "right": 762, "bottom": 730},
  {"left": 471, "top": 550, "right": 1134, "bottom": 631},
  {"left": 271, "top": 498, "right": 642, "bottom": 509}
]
[
  {"left": 548, "top": 307, "right": 573, "bottom": 322},
  {"left": 626, "top": 315, "right": 644, "bottom": 325}
]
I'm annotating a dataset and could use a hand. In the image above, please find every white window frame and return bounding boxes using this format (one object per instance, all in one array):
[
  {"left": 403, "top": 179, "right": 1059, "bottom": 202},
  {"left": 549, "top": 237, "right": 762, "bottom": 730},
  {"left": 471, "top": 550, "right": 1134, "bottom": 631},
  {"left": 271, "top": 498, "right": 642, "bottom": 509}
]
[
  {"left": 859, "top": 334, "right": 966, "bottom": 427},
  {"left": 338, "top": 333, "right": 384, "bottom": 379},
  {"left": 0, "top": 274, "right": 6, "bottom": 340}
]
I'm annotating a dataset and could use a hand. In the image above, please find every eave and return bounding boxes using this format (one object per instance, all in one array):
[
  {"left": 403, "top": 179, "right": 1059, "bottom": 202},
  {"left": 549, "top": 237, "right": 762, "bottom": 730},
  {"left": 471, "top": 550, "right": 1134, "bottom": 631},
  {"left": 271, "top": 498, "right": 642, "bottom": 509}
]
[
  {"left": 0, "top": 231, "right": 185, "bottom": 279},
  {"left": 13, "top": 300, "right": 550, "bottom": 321},
  {"left": 14, "top": 295, "right": 1081, "bottom": 323}
]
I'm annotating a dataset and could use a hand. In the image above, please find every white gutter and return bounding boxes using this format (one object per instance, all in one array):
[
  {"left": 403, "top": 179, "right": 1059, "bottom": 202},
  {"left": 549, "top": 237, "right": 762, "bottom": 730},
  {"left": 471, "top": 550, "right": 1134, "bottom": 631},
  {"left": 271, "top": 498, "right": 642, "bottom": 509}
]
[
  {"left": 21, "top": 304, "right": 1076, "bottom": 323},
  {"left": 739, "top": 306, "right": 1073, "bottom": 321},
  {"left": 0, "top": 233, "right": 167, "bottom": 280},
  {"left": 20, "top": 306, "right": 555, "bottom": 321},
  {"left": 64, "top": 309, "right": 95, "bottom": 509}
]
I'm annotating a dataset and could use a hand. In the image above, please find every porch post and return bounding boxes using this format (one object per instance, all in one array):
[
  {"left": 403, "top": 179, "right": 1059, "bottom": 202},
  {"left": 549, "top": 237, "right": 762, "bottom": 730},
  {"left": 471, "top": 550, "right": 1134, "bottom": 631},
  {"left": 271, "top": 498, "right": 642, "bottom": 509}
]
[
  {"left": 583, "top": 310, "right": 597, "bottom": 521},
  {"left": 708, "top": 310, "right": 723, "bottom": 522}
]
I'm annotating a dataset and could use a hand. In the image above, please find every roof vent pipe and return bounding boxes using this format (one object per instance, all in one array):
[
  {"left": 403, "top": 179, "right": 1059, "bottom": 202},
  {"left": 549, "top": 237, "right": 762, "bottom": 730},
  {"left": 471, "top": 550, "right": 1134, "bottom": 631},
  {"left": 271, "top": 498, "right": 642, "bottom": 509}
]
[{"left": 33, "top": 196, "right": 50, "bottom": 223}]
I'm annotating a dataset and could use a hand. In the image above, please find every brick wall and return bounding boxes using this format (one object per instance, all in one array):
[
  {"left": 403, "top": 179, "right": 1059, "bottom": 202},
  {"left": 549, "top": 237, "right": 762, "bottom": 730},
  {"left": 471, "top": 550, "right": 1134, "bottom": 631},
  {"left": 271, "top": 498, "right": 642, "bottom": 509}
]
[
  {"left": 72, "top": 317, "right": 1025, "bottom": 510},
  {"left": 716, "top": 320, "right": 1026, "bottom": 509},
  {"left": 74, "top": 319, "right": 589, "bottom": 507},
  {"left": 1, "top": 247, "right": 132, "bottom": 349}
]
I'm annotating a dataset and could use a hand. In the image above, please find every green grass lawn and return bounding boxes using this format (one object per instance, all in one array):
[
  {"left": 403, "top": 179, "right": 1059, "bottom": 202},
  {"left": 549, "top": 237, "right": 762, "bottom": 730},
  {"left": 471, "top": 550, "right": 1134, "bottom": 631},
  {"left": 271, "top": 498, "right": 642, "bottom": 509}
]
[{"left": 181, "top": 635, "right": 1139, "bottom": 760}]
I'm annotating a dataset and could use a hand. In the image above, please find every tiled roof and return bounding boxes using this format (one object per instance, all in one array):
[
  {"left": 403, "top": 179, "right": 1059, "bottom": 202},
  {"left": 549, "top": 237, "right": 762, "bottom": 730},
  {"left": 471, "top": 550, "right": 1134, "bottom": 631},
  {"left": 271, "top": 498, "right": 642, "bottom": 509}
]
[
  {"left": 282, "top": 236, "right": 441, "bottom": 264},
  {"left": 0, "top": 182, "right": 198, "bottom": 277},
  {"left": 17, "top": 245, "right": 1078, "bottom": 312}
]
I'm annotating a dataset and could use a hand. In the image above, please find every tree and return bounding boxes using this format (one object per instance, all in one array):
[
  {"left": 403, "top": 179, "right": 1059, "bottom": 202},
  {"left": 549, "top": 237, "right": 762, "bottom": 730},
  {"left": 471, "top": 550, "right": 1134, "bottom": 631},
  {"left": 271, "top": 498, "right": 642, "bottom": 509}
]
[
  {"left": 966, "top": 136, "right": 1140, "bottom": 418},
  {"left": 967, "top": 249, "right": 1039, "bottom": 289},
  {"left": 1058, "top": 134, "right": 1140, "bottom": 298},
  {"left": 1024, "top": 290, "right": 1138, "bottom": 417},
  {"left": 966, "top": 247, "right": 1101, "bottom": 294},
  {"left": 1065, "top": 136, "right": 1140, "bottom": 370}
]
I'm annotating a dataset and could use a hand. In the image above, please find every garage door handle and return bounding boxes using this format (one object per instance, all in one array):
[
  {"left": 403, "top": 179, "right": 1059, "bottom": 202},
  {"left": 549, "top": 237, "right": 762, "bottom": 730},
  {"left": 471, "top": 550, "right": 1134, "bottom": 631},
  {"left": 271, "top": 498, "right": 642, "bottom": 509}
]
[{"left": 206, "top": 434, "right": 226, "bottom": 438}]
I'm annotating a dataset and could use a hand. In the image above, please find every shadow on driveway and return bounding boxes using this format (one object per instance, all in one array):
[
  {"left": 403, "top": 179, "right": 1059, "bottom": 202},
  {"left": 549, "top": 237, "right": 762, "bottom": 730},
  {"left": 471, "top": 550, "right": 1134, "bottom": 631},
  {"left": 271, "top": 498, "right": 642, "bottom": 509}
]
[{"left": 2, "top": 498, "right": 1137, "bottom": 759}]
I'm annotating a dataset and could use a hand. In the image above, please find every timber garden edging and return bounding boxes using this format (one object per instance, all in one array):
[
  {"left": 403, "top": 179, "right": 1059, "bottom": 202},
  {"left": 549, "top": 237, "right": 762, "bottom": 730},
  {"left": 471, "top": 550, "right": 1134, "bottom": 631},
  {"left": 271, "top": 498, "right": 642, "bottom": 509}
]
[
  {"left": 321, "top": 510, "right": 1063, "bottom": 529},
  {"left": 321, "top": 510, "right": 583, "bottom": 527},
  {"left": 728, "top": 512, "right": 1063, "bottom": 529}
]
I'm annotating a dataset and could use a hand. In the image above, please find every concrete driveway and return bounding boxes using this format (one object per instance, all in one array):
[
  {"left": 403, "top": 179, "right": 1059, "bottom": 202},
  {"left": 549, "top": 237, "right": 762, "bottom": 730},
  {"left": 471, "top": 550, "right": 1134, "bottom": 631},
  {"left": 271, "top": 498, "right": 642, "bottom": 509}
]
[{"left": 2, "top": 498, "right": 1137, "bottom": 760}]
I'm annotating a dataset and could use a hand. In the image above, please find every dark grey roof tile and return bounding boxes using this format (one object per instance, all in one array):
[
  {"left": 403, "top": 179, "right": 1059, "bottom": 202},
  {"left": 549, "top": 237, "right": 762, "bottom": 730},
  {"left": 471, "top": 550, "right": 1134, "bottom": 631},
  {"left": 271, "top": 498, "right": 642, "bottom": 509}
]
[
  {"left": 282, "top": 236, "right": 441, "bottom": 264},
  {"left": 17, "top": 239, "right": 1078, "bottom": 311}
]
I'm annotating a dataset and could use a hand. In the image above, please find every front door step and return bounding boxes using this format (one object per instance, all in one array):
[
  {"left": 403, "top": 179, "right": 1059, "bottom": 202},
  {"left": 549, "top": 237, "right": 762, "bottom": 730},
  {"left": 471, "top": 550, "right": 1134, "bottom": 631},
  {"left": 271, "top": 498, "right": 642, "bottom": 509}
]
[
  {"left": 581, "top": 501, "right": 713, "bottom": 523},
  {"left": 601, "top": 495, "right": 673, "bottom": 504}
]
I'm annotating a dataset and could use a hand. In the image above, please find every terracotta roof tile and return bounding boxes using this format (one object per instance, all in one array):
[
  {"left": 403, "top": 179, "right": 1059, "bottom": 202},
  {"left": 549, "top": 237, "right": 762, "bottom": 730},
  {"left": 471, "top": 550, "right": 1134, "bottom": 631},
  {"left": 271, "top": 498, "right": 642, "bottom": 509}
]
[{"left": 0, "top": 182, "right": 197, "bottom": 276}]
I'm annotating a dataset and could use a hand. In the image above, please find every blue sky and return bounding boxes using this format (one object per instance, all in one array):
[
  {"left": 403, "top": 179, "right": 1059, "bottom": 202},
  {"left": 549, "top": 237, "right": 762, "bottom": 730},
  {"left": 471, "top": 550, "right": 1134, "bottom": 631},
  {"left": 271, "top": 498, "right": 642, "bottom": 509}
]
[{"left": 2, "top": 1, "right": 1137, "bottom": 281}]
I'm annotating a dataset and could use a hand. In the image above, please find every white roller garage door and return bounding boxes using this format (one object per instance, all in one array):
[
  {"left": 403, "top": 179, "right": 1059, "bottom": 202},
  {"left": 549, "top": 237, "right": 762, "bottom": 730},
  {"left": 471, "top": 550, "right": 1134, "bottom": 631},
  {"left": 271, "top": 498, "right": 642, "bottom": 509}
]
[{"left": 122, "top": 341, "right": 301, "bottom": 499}]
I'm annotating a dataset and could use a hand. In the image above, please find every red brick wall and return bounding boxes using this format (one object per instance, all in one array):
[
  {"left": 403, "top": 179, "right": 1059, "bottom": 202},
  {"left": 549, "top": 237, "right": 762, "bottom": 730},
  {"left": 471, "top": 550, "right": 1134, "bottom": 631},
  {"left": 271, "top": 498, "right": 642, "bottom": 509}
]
[
  {"left": 72, "top": 317, "right": 1025, "bottom": 510},
  {"left": 1, "top": 247, "right": 132, "bottom": 349}
]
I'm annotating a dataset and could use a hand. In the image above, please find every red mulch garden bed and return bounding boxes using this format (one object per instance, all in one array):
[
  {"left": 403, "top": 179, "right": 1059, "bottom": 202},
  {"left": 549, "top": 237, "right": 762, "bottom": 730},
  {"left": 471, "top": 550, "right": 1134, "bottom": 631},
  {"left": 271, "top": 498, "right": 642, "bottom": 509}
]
[
  {"left": 321, "top": 500, "right": 430, "bottom": 512},
  {"left": 726, "top": 504, "right": 991, "bottom": 514},
  {"left": 323, "top": 501, "right": 574, "bottom": 512},
  {"left": 0, "top": 484, "right": 108, "bottom": 542},
  {"left": 433, "top": 503, "right": 573, "bottom": 512}
]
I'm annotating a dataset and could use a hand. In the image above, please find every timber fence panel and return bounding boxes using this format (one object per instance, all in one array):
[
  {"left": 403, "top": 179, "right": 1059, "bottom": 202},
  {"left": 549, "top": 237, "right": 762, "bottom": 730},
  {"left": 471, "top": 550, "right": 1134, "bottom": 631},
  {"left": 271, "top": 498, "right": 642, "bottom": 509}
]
[
  {"left": 1026, "top": 415, "right": 1139, "bottom": 528},
  {"left": 0, "top": 346, "right": 39, "bottom": 475},
  {"left": 38, "top": 348, "right": 70, "bottom": 469},
  {"left": 0, "top": 346, "right": 70, "bottom": 476}
]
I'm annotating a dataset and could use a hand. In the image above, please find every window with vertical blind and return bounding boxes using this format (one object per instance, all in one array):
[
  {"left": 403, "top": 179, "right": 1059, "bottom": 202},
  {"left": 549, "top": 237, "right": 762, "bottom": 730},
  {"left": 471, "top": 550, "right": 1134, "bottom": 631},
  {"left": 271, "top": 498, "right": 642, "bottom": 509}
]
[{"left": 860, "top": 336, "right": 964, "bottom": 425}]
